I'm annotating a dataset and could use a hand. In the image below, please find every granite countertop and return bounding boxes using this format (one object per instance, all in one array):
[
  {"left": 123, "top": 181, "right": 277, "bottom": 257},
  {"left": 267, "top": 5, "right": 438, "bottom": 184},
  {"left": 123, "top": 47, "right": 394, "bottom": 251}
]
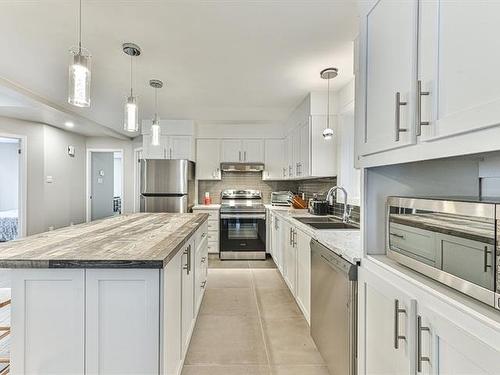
[
  {"left": 390, "top": 212, "right": 495, "bottom": 244},
  {"left": 267, "top": 206, "right": 362, "bottom": 264},
  {"left": 0, "top": 213, "right": 209, "bottom": 269}
]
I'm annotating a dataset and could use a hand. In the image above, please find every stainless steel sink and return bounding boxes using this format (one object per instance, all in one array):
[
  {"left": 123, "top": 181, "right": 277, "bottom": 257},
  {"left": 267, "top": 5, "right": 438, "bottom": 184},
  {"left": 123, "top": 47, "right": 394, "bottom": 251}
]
[{"left": 293, "top": 216, "right": 359, "bottom": 230}]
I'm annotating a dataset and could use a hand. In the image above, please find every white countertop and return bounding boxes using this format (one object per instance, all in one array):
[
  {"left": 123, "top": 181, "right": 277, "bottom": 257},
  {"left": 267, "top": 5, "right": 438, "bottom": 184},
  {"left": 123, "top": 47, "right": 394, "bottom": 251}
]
[
  {"left": 266, "top": 205, "right": 362, "bottom": 264},
  {"left": 192, "top": 204, "right": 221, "bottom": 210}
]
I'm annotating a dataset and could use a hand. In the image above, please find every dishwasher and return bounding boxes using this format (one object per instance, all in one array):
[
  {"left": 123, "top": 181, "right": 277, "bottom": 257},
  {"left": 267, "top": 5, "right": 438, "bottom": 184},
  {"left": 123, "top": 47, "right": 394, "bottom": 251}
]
[{"left": 310, "top": 239, "right": 357, "bottom": 375}]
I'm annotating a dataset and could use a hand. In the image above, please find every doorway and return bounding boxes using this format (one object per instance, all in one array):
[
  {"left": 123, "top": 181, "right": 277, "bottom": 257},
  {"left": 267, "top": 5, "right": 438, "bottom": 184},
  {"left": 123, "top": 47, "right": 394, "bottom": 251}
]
[
  {"left": 86, "top": 149, "right": 124, "bottom": 222},
  {"left": 0, "top": 134, "right": 26, "bottom": 241},
  {"left": 133, "top": 147, "right": 143, "bottom": 213}
]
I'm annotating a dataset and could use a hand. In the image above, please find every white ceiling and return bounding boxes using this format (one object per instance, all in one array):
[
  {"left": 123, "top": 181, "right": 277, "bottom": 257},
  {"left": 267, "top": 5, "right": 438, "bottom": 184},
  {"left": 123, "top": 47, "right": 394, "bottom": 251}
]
[{"left": 0, "top": 0, "right": 358, "bottom": 137}]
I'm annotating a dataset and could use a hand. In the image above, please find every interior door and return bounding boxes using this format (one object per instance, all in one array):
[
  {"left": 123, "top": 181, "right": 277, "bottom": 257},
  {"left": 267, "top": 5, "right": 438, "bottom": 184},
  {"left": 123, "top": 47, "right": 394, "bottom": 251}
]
[
  {"left": 360, "top": 0, "right": 418, "bottom": 156},
  {"left": 91, "top": 152, "right": 114, "bottom": 221},
  {"left": 419, "top": 1, "right": 500, "bottom": 140}
]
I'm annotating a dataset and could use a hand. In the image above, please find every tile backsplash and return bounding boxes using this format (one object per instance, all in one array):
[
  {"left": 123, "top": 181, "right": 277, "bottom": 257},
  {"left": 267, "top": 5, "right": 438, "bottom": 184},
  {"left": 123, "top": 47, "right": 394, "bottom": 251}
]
[{"left": 197, "top": 172, "right": 360, "bottom": 223}]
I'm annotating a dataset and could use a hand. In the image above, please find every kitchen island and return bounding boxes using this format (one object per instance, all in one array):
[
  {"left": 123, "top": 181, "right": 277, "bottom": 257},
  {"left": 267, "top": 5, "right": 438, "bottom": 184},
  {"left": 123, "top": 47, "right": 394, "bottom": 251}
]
[{"left": 0, "top": 213, "right": 209, "bottom": 375}]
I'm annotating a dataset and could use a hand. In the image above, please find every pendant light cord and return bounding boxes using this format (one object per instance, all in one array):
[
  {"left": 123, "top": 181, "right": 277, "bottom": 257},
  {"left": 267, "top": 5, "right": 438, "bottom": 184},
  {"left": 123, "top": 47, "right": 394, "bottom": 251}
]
[
  {"left": 130, "top": 56, "right": 133, "bottom": 97},
  {"left": 326, "top": 77, "right": 330, "bottom": 129},
  {"left": 154, "top": 87, "right": 158, "bottom": 121},
  {"left": 78, "top": 0, "right": 82, "bottom": 52}
]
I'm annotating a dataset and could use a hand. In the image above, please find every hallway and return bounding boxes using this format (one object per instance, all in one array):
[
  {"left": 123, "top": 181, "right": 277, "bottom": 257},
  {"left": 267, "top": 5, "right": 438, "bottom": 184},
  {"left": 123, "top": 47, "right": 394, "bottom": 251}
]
[{"left": 182, "top": 256, "right": 328, "bottom": 375}]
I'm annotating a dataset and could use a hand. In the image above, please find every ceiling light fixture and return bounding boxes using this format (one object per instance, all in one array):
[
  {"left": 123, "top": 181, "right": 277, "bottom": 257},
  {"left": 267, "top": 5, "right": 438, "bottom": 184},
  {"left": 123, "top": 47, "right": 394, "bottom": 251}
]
[
  {"left": 149, "top": 79, "right": 163, "bottom": 146},
  {"left": 65, "top": 121, "right": 75, "bottom": 128},
  {"left": 320, "top": 67, "right": 338, "bottom": 140},
  {"left": 123, "top": 43, "right": 141, "bottom": 133},
  {"left": 68, "top": 0, "right": 91, "bottom": 107}
]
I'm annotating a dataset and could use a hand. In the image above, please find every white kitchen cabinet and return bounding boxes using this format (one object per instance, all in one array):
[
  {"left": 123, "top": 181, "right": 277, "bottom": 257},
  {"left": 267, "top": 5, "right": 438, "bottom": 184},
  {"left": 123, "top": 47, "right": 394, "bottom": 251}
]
[
  {"left": 163, "top": 247, "right": 183, "bottom": 375},
  {"left": 196, "top": 139, "right": 221, "bottom": 180},
  {"left": 283, "top": 225, "right": 297, "bottom": 296},
  {"left": 242, "top": 139, "right": 264, "bottom": 162},
  {"left": 181, "top": 238, "right": 195, "bottom": 356},
  {"left": 143, "top": 135, "right": 193, "bottom": 160},
  {"left": 263, "top": 139, "right": 285, "bottom": 180},
  {"left": 298, "top": 123, "right": 310, "bottom": 177},
  {"left": 358, "top": 0, "right": 418, "bottom": 156},
  {"left": 417, "top": 304, "right": 500, "bottom": 375},
  {"left": 285, "top": 134, "right": 294, "bottom": 179},
  {"left": 295, "top": 228, "right": 311, "bottom": 323},
  {"left": 85, "top": 269, "right": 159, "bottom": 375},
  {"left": 194, "top": 231, "right": 209, "bottom": 313},
  {"left": 418, "top": 2, "right": 500, "bottom": 141},
  {"left": 221, "top": 139, "right": 264, "bottom": 163},
  {"left": 358, "top": 267, "right": 416, "bottom": 375},
  {"left": 193, "top": 207, "right": 219, "bottom": 254},
  {"left": 11, "top": 269, "right": 85, "bottom": 375},
  {"left": 271, "top": 214, "right": 284, "bottom": 272},
  {"left": 310, "top": 115, "right": 337, "bottom": 178}
]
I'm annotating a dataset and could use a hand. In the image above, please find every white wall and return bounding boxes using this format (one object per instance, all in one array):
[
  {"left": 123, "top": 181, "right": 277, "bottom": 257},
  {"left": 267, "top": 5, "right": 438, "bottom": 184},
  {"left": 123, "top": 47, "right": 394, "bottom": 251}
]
[
  {"left": 0, "top": 141, "right": 19, "bottom": 211},
  {"left": 86, "top": 137, "right": 134, "bottom": 214},
  {"left": 113, "top": 153, "right": 122, "bottom": 197},
  {"left": 43, "top": 126, "right": 86, "bottom": 230}
]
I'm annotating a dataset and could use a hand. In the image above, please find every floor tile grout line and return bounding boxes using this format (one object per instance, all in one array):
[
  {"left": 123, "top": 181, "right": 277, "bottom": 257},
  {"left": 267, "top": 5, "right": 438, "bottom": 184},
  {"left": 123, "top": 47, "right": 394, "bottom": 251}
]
[{"left": 250, "top": 267, "right": 273, "bottom": 374}]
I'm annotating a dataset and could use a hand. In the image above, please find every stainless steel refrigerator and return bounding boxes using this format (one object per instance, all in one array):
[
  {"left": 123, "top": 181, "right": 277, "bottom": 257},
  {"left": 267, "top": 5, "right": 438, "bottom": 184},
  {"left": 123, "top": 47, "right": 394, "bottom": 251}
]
[{"left": 140, "top": 159, "right": 195, "bottom": 213}]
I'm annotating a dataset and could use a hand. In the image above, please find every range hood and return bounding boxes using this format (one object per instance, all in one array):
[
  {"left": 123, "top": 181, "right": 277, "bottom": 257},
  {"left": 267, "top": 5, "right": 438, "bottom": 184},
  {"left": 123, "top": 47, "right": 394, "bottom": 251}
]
[{"left": 220, "top": 162, "right": 265, "bottom": 172}]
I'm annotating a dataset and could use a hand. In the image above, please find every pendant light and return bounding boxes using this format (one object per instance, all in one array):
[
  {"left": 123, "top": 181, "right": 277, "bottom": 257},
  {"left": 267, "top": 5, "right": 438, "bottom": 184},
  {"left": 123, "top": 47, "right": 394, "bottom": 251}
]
[
  {"left": 149, "top": 79, "right": 163, "bottom": 146},
  {"left": 68, "top": 0, "right": 91, "bottom": 107},
  {"left": 123, "top": 43, "right": 141, "bottom": 132},
  {"left": 320, "top": 67, "right": 338, "bottom": 140}
]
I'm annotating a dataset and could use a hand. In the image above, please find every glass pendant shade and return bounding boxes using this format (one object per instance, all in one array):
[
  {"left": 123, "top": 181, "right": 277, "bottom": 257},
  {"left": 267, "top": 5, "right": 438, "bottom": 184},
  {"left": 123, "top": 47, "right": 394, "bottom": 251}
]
[
  {"left": 151, "top": 119, "right": 161, "bottom": 146},
  {"left": 124, "top": 95, "right": 139, "bottom": 132},
  {"left": 68, "top": 47, "right": 91, "bottom": 107}
]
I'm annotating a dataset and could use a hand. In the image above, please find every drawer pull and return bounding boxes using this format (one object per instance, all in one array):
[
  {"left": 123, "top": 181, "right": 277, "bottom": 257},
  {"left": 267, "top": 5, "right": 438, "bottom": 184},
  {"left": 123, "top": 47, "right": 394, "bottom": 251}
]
[
  {"left": 484, "top": 246, "right": 492, "bottom": 272},
  {"left": 201, "top": 281, "right": 207, "bottom": 289},
  {"left": 394, "top": 92, "right": 408, "bottom": 141},
  {"left": 390, "top": 233, "right": 405, "bottom": 239},
  {"left": 393, "top": 299, "right": 406, "bottom": 349},
  {"left": 417, "top": 315, "right": 430, "bottom": 373},
  {"left": 416, "top": 80, "right": 430, "bottom": 136},
  {"left": 201, "top": 257, "right": 206, "bottom": 263}
]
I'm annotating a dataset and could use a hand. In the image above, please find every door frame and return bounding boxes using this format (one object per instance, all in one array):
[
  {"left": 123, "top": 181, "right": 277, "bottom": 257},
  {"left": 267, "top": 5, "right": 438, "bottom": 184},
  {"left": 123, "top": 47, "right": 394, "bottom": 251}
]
[
  {"left": 86, "top": 148, "right": 124, "bottom": 222},
  {"left": 0, "top": 132, "right": 27, "bottom": 237},
  {"left": 133, "top": 147, "right": 143, "bottom": 213}
]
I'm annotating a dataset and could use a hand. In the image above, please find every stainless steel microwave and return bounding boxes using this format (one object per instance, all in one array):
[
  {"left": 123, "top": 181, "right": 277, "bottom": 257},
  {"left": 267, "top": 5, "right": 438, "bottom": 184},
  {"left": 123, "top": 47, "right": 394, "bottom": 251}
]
[{"left": 386, "top": 196, "right": 499, "bottom": 310}]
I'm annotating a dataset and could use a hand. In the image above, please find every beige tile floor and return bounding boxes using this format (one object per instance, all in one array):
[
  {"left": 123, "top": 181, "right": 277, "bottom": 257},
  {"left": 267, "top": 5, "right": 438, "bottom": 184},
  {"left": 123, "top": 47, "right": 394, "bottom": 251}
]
[{"left": 182, "top": 255, "right": 329, "bottom": 375}]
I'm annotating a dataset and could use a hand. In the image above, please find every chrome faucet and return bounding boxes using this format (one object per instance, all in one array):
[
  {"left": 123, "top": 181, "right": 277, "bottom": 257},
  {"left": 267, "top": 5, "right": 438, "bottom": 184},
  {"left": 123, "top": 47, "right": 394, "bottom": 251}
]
[{"left": 326, "top": 186, "right": 351, "bottom": 223}]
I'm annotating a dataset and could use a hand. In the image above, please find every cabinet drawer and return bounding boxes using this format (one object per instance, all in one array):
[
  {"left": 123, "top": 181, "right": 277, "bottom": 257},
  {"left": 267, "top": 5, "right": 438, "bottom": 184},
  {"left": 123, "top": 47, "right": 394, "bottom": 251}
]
[
  {"left": 207, "top": 232, "right": 219, "bottom": 242},
  {"left": 193, "top": 209, "right": 219, "bottom": 220},
  {"left": 208, "top": 220, "right": 219, "bottom": 231},
  {"left": 208, "top": 241, "right": 219, "bottom": 253}
]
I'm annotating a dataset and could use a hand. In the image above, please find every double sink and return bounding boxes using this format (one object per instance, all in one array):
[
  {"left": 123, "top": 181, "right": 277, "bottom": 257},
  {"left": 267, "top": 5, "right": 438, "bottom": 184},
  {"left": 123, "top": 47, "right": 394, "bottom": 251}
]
[{"left": 293, "top": 216, "right": 359, "bottom": 230}]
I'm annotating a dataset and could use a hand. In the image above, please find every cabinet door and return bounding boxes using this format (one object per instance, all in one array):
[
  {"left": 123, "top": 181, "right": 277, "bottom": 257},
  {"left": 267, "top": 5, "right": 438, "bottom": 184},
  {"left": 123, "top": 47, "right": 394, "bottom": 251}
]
[
  {"left": 272, "top": 215, "right": 283, "bottom": 272},
  {"left": 296, "top": 229, "right": 311, "bottom": 323},
  {"left": 358, "top": 267, "right": 416, "bottom": 375},
  {"left": 163, "top": 250, "right": 183, "bottom": 375},
  {"left": 359, "top": 0, "right": 418, "bottom": 155},
  {"left": 284, "top": 228, "right": 297, "bottom": 296},
  {"left": 196, "top": 139, "right": 221, "bottom": 180},
  {"left": 299, "top": 123, "right": 310, "bottom": 177},
  {"left": 11, "top": 269, "right": 85, "bottom": 375},
  {"left": 86, "top": 269, "right": 159, "bottom": 375},
  {"left": 242, "top": 139, "right": 264, "bottom": 162},
  {"left": 311, "top": 115, "right": 337, "bottom": 178},
  {"left": 143, "top": 134, "right": 168, "bottom": 159},
  {"left": 292, "top": 128, "right": 301, "bottom": 178},
  {"left": 263, "top": 139, "right": 285, "bottom": 180},
  {"left": 419, "top": 1, "right": 500, "bottom": 141},
  {"left": 417, "top": 305, "right": 500, "bottom": 375},
  {"left": 286, "top": 135, "right": 294, "bottom": 179},
  {"left": 169, "top": 136, "right": 193, "bottom": 160},
  {"left": 181, "top": 240, "right": 195, "bottom": 356},
  {"left": 221, "top": 139, "right": 242, "bottom": 162}
]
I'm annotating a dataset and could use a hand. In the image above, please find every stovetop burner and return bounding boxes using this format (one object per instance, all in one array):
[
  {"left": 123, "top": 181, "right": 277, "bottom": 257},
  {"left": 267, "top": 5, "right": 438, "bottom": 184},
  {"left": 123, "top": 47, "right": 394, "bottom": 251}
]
[{"left": 220, "top": 189, "right": 265, "bottom": 214}]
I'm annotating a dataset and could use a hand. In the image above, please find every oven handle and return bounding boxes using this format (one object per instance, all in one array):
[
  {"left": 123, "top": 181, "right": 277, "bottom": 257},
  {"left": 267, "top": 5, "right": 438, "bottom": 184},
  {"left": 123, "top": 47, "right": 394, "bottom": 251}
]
[{"left": 220, "top": 214, "right": 266, "bottom": 220}]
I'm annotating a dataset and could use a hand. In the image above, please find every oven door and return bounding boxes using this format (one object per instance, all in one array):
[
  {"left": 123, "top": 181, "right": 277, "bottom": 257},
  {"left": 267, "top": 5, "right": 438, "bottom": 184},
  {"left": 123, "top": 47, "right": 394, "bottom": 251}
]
[{"left": 220, "top": 213, "right": 266, "bottom": 256}]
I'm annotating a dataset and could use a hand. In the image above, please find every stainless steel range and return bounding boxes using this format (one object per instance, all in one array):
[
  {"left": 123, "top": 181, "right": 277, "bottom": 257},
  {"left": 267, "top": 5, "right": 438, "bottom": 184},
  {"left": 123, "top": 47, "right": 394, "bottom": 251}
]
[{"left": 219, "top": 189, "right": 266, "bottom": 260}]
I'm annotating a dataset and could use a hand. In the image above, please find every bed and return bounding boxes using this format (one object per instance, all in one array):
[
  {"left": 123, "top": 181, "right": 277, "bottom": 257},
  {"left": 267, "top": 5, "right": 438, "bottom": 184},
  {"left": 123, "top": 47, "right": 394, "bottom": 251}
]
[{"left": 0, "top": 210, "right": 18, "bottom": 242}]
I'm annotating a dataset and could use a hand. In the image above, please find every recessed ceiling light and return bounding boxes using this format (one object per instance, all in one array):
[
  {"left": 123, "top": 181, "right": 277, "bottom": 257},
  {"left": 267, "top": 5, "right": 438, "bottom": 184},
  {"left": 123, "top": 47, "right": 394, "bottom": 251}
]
[{"left": 65, "top": 121, "right": 75, "bottom": 128}]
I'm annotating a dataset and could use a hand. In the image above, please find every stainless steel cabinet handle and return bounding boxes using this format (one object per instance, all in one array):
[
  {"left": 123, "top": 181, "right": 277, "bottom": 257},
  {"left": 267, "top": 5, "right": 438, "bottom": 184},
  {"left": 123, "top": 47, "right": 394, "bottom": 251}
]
[
  {"left": 239, "top": 151, "right": 241, "bottom": 162},
  {"left": 395, "top": 92, "right": 408, "bottom": 141},
  {"left": 417, "top": 315, "right": 430, "bottom": 373},
  {"left": 201, "top": 256, "right": 206, "bottom": 263},
  {"left": 416, "top": 80, "right": 430, "bottom": 136},
  {"left": 244, "top": 151, "right": 247, "bottom": 161},
  {"left": 393, "top": 299, "right": 407, "bottom": 349},
  {"left": 289, "top": 165, "right": 292, "bottom": 176},
  {"left": 293, "top": 229, "right": 297, "bottom": 247},
  {"left": 390, "top": 233, "right": 405, "bottom": 239},
  {"left": 289, "top": 228, "right": 293, "bottom": 245},
  {"left": 484, "top": 246, "right": 492, "bottom": 272},
  {"left": 163, "top": 149, "right": 167, "bottom": 159},
  {"left": 201, "top": 232, "right": 207, "bottom": 239},
  {"left": 182, "top": 248, "right": 189, "bottom": 271},
  {"left": 201, "top": 280, "right": 207, "bottom": 288},
  {"left": 169, "top": 148, "right": 172, "bottom": 159}
]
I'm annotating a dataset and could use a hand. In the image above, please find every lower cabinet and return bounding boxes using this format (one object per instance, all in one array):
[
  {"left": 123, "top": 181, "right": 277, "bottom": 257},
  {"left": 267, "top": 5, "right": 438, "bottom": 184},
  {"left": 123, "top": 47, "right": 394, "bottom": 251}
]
[
  {"left": 269, "top": 211, "right": 311, "bottom": 324},
  {"left": 358, "top": 263, "right": 500, "bottom": 375},
  {"left": 181, "top": 238, "right": 195, "bottom": 357}
]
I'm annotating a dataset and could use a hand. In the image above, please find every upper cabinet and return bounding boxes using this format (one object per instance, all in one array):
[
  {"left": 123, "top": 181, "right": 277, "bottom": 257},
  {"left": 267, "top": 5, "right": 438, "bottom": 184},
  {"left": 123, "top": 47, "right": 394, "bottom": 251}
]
[
  {"left": 141, "top": 120, "right": 195, "bottom": 161},
  {"left": 221, "top": 139, "right": 264, "bottom": 163},
  {"left": 356, "top": 1, "right": 500, "bottom": 166},
  {"left": 418, "top": 1, "right": 500, "bottom": 140},
  {"left": 358, "top": 0, "right": 418, "bottom": 156},
  {"left": 196, "top": 139, "right": 221, "bottom": 180},
  {"left": 263, "top": 139, "right": 285, "bottom": 180}
]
